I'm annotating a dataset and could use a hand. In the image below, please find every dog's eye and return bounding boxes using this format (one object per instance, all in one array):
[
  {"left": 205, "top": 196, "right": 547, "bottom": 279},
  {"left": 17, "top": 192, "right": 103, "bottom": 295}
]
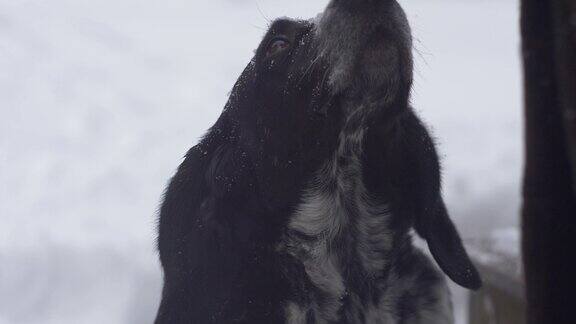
[{"left": 266, "top": 37, "right": 290, "bottom": 57}]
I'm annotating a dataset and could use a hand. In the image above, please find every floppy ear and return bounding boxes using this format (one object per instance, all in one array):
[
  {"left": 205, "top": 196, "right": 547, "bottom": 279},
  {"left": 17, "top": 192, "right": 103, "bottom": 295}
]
[
  {"left": 391, "top": 111, "right": 482, "bottom": 290},
  {"left": 415, "top": 198, "right": 482, "bottom": 290}
]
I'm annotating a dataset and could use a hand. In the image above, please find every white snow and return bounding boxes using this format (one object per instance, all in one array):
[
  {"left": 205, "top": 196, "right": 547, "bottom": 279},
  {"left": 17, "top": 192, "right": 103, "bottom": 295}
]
[
  {"left": 0, "top": 0, "right": 522, "bottom": 323},
  {"left": 468, "top": 227, "right": 522, "bottom": 278}
]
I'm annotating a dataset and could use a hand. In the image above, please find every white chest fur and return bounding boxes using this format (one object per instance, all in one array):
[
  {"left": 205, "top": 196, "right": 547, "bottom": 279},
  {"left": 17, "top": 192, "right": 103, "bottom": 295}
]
[{"left": 284, "top": 110, "right": 393, "bottom": 321}]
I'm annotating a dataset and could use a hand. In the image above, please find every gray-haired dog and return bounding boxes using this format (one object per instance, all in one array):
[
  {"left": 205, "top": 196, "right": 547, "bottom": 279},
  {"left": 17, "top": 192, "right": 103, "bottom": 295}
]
[{"left": 155, "top": 1, "right": 481, "bottom": 323}]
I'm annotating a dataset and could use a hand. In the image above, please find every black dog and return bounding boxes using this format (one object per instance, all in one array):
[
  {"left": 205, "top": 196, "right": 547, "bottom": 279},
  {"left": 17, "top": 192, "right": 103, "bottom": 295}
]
[{"left": 155, "top": 1, "right": 481, "bottom": 323}]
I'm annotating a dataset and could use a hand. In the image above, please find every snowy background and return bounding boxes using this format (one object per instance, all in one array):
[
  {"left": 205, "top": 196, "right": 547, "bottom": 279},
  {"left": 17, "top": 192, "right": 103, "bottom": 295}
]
[{"left": 0, "top": 0, "right": 522, "bottom": 323}]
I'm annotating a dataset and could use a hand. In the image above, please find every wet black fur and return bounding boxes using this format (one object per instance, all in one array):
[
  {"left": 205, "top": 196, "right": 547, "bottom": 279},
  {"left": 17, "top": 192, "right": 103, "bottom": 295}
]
[{"left": 155, "top": 15, "right": 481, "bottom": 324}]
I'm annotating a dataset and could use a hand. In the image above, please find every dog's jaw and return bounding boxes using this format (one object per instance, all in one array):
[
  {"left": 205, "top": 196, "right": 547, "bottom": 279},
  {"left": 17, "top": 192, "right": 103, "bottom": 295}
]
[{"left": 313, "top": 0, "right": 413, "bottom": 108}]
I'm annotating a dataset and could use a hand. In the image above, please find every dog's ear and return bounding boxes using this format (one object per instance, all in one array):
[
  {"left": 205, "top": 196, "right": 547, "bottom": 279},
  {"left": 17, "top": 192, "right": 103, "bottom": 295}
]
[{"left": 415, "top": 199, "right": 482, "bottom": 290}]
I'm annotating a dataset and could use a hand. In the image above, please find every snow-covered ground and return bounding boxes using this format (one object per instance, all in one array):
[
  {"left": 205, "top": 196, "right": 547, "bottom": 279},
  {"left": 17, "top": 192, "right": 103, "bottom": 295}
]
[{"left": 0, "top": 0, "right": 521, "bottom": 323}]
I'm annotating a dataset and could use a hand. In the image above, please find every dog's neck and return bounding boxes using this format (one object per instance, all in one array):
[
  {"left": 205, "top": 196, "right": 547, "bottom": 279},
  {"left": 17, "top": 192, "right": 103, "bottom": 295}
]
[{"left": 282, "top": 103, "right": 401, "bottom": 322}]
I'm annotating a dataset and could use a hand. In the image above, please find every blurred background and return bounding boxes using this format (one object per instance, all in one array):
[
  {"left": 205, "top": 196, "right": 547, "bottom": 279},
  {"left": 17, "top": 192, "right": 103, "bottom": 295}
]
[{"left": 0, "top": 0, "right": 521, "bottom": 323}]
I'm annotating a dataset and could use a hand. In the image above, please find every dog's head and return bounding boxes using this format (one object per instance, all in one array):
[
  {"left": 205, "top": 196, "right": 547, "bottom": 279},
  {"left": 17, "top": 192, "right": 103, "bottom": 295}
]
[
  {"left": 222, "top": 1, "right": 414, "bottom": 204},
  {"left": 216, "top": 0, "right": 480, "bottom": 290}
]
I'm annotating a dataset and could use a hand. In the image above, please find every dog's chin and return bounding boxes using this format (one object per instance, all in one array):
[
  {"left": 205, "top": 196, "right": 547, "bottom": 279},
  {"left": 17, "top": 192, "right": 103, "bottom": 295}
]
[{"left": 308, "top": 0, "right": 413, "bottom": 114}]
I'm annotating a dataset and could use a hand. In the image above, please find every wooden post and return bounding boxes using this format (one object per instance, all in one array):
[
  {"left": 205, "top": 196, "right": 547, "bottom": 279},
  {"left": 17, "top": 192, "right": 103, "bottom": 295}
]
[
  {"left": 551, "top": 1, "right": 576, "bottom": 191},
  {"left": 521, "top": 0, "right": 576, "bottom": 323}
]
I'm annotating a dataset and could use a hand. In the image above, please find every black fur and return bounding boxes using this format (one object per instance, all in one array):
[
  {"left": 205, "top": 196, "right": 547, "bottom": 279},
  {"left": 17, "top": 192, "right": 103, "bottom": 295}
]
[{"left": 155, "top": 2, "right": 481, "bottom": 323}]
